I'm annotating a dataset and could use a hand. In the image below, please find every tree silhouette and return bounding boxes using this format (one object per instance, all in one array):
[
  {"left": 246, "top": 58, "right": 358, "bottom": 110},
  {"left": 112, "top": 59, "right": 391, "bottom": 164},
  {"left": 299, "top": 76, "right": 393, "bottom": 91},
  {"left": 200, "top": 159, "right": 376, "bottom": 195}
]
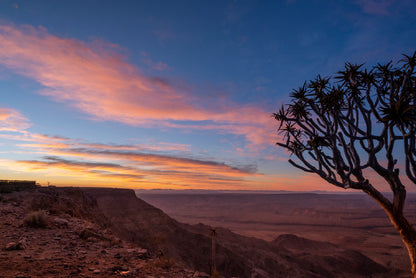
[{"left": 274, "top": 51, "right": 416, "bottom": 276}]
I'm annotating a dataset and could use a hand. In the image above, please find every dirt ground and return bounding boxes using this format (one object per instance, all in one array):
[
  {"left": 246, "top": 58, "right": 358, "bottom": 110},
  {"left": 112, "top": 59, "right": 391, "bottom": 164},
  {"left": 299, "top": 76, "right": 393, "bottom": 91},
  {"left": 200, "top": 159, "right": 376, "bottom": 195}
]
[{"left": 0, "top": 190, "right": 209, "bottom": 278}]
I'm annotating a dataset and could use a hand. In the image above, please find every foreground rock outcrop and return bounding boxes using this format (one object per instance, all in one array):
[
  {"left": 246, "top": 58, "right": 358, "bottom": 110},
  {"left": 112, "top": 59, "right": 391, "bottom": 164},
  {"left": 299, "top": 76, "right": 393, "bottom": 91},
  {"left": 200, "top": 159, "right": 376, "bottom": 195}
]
[
  {"left": 0, "top": 187, "right": 208, "bottom": 278},
  {"left": 0, "top": 186, "right": 396, "bottom": 277}
]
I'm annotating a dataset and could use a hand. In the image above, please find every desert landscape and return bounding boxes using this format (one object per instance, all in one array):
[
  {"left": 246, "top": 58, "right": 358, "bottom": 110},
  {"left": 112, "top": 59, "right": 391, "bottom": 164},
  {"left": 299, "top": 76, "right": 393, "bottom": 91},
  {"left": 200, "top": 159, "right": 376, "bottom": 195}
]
[
  {"left": 1, "top": 1, "right": 416, "bottom": 278},
  {"left": 1, "top": 183, "right": 407, "bottom": 277},
  {"left": 139, "top": 191, "right": 416, "bottom": 277},
  {"left": 2, "top": 183, "right": 415, "bottom": 278}
]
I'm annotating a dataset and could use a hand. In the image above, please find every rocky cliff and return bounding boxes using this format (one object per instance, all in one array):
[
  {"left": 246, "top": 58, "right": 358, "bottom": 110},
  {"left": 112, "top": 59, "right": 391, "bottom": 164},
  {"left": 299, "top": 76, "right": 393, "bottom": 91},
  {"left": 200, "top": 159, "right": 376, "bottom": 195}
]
[{"left": 0, "top": 186, "right": 393, "bottom": 277}]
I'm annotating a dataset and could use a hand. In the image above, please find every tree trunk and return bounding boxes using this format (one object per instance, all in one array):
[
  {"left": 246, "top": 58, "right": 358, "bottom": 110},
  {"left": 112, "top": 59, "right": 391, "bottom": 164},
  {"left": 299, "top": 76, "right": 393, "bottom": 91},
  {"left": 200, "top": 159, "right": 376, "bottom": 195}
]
[
  {"left": 389, "top": 213, "right": 416, "bottom": 278},
  {"left": 364, "top": 187, "right": 416, "bottom": 277}
]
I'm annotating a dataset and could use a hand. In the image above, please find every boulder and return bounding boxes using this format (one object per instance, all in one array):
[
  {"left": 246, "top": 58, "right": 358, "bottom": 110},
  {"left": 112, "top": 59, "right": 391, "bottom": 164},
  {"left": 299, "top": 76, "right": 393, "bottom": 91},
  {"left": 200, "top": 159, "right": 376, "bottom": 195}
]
[{"left": 5, "top": 239, "right": 26, "bottom": 251}]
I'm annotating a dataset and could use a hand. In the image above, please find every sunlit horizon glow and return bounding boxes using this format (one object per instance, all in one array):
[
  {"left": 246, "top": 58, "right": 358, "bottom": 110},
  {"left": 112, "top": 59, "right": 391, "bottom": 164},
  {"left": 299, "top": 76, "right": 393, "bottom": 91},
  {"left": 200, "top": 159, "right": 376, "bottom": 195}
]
[{"left": 0, "top": 1, "right": 415, "bottom": 192}]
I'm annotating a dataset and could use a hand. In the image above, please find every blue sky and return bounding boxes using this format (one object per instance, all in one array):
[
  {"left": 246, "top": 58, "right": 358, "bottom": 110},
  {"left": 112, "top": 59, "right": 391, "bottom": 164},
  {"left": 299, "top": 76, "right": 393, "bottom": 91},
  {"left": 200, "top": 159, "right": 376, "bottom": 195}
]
[{"left": 0, "top": 0, "right": 415, "bottom": 190}]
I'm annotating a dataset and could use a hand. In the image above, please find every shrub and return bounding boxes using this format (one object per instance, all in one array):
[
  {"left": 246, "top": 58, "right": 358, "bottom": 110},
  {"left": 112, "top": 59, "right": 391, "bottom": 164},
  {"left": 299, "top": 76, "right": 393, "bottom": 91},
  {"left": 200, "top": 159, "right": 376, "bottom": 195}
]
[{"left": 24, "top": 210, "right": 49, "bottom": 228}]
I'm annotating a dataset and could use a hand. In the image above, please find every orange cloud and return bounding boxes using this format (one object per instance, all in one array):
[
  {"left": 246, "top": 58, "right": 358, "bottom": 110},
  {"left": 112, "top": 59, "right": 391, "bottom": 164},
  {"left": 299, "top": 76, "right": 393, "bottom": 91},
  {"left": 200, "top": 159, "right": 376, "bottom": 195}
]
[
  {"left": 15, "top": 155, "right": 256, "bottom": 189},
  {"left": 0, "top": 23, "right": 274, "bottom": 146},
  {"left": 29, "top": 143, "right": 259, "bottom": 178},
  {"left": 0, "top": 121, "right": 261, "bottom": 189}
]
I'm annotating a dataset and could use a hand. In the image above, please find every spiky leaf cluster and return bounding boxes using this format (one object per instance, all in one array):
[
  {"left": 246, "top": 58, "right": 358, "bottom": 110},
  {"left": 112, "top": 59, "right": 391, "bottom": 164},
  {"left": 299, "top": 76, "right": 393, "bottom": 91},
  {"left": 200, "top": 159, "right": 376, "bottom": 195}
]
[{"left": 274, "top": 51, "right": 416, "bottom": 201}]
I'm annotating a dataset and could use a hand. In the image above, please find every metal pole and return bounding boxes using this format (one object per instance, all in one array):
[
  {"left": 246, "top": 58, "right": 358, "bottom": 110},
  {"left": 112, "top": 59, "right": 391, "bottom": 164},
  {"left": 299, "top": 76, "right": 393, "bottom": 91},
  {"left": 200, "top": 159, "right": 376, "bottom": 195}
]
[{"left": 211, "top": 228, "right": 216, "bottom": 274}]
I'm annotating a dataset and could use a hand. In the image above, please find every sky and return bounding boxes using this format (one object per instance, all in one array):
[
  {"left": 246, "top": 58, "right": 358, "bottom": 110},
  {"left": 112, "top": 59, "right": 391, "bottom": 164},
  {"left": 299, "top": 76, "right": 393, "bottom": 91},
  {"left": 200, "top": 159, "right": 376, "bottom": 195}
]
[{"left": 0, "top": 0, "right": 415, "bottom": 191}]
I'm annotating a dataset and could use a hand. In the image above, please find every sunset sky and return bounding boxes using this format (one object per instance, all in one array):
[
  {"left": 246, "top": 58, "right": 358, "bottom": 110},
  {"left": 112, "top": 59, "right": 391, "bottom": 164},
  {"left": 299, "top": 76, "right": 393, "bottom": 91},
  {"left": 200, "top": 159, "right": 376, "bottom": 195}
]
[{"left": 0, "top": 0, "right": 415, "bottom": 191}]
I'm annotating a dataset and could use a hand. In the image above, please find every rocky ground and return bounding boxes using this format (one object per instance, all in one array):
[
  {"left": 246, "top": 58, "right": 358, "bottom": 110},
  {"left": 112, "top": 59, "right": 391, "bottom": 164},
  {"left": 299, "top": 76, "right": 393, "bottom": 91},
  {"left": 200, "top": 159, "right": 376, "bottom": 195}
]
[
  {"left": 0, "top": 185, "right": 398, "bottom": 278},
  {"left": 0, "top": 190, "right": 210, "bottom": 278}
]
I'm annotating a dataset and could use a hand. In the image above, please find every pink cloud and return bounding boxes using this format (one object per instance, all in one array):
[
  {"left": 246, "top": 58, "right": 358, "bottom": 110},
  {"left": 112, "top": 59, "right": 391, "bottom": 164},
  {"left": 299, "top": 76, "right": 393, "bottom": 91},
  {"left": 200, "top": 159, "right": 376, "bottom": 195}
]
[
  {"left": 140, "top": 51, "right": 170, "bottom": 71},
  {"left": 354, "top": 0, "right": 396, "bottom": 15},
  {"left": 10, "top": 132, "right": 191, "bottom": 154},
  {"left": 0, "top": 107, "right": 30, "bottom": 132},
  {"left": 4, "top": 127, "right": 259, "bottom": 186},
  {"left": 152, "top": 61, "right": 169, "bottom": 71},
  {"left": 0, "top": 23, "right": 273, "bottom": 146}
]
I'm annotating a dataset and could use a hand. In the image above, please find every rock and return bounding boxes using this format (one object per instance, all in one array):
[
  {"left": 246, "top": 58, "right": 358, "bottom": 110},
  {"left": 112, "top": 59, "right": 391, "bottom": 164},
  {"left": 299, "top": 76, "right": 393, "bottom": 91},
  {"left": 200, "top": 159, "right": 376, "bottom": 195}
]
[
  {"left": 87, "top": 237, "right": 99, "bottom": 243},
  {"left": 5, "top": 239, "right": 26, "bottom": 251},
  {"left": 5, "top": 242, "right": 17, "bottom": 250},
  {"left": 79, "top": 228, "right": 98, "bottom": 239},
  {"left": 126, "top": 247, "right": 149, "bottom": 259},
  {"left": 120, "top": 270, "right": 131, "bottom": 276},
  {"left": 93, "top": 269, "right": 101, "bottom": 274},
  {"left": 54, "top": 217, "right": 69, "bottom": 227},
  {"left": 121, "top": 266, "right": 129, "bottom": 271},
  {"left": 70, "top": 270, "right": 80, "bottom": 275},
  {"left": 15, "top": 273, "right": 31, "bottom": 278}
]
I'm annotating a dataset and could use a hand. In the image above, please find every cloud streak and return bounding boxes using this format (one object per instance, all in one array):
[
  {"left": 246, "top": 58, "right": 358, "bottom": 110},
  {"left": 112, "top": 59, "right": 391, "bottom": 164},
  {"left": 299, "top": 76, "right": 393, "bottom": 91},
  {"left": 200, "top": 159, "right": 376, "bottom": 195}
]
[
  {"left": 0, "top": 23, "right": 273, "bottom": 146},
  {"left": 0, "top": 107, "right": 30, "bottom": 132},
  {"left": 354, "top": 0, "right": 395, "bottom": 15},
  {"left": 0, "top": 112, "right": 260, "bottom": 189},
  {"left": 15, "top": 151, "right": 257, "bottom": 189}
]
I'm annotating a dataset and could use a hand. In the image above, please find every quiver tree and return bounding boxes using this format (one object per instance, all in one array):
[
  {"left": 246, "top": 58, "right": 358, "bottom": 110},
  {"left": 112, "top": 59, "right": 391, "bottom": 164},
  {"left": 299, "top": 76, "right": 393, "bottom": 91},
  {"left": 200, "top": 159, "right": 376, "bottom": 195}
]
[{"left": 274, "top": 51, "right": 416, "bottom": 277}]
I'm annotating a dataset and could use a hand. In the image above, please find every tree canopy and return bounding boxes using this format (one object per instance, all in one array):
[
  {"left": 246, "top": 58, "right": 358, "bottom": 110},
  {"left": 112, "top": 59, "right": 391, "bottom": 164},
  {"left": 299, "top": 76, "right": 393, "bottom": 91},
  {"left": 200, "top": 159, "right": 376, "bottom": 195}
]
[
  {"left": 275, "top": 52, "right": 416, "bottom": 194},
  {"left": 274, "top": 51, "right": 416, "bottom": 276}
]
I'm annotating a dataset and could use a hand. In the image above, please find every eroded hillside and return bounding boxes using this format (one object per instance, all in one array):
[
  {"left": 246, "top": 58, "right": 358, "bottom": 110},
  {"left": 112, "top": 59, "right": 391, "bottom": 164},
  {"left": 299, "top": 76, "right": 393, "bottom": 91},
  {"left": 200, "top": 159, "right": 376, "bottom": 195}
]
[{"left": 0, "top": 186, "right": 399, "bottom": 277}]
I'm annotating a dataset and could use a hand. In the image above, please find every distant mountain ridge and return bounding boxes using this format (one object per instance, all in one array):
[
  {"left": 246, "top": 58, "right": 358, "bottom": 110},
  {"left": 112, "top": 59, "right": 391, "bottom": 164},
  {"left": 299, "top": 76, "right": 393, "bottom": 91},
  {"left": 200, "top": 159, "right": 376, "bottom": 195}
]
[
  {"left": 0, "top": 185, "right": 393, "bottom": 277},
  {"left": 135, "top": 189, "right": 333, "bottom": 195},
  {"left": 82, "top": 187, "right": 389, "bottom": 277}
]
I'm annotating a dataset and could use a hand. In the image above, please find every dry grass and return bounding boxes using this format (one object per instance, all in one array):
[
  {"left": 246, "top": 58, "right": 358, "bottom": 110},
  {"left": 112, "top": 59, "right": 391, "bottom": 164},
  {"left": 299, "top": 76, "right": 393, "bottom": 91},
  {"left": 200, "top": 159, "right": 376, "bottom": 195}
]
[{"left": 24, "top": 210, "right": 49, "bottom": 228}]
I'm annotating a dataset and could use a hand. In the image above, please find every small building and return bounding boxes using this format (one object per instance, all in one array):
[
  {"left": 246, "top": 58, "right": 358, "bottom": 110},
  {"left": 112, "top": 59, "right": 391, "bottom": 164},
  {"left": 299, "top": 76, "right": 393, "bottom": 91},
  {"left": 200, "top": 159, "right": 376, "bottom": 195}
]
[{"left": 0, "top": 180, "right": 38, "bottom": 193}]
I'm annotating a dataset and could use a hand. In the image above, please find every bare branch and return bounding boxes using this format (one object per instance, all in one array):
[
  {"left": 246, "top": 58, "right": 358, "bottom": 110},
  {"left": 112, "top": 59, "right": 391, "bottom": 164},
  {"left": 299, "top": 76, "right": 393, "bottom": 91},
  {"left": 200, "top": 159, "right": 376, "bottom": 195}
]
[{"left": 275, "top": 51, "right": 416, "bottom": 216}]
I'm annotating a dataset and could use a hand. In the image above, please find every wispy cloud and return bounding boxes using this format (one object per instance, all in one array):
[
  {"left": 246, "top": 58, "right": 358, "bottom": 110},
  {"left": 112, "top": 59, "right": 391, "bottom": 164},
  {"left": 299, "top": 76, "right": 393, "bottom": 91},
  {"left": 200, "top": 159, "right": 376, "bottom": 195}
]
[
  {"left": 14, "top": 150, "right": 258, "bottom": 189},
  {"left": 0, "top": 107, "right": 30, "bottom": 132},
  {"left": 355, "top": 0, "right": 401, "bottom": 15},
  {"left": 0, "top": 23, "right": 273, "bottom": 147},
  {"left": 140, "top": 51, "right": 170, "bottom": 71},
  {"left": 0, "top": 109, "right": 260, "bottom": 189},
  {"left": 17, "top": 137, "right": 258, "bottom": 177},
  {"left": 21, "top": 156, "right": 127, "bottom": 172}
]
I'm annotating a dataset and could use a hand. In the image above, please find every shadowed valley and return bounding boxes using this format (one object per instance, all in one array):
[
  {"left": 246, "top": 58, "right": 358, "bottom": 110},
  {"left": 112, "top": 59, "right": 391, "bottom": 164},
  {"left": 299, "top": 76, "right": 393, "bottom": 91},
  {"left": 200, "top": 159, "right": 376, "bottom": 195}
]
[
  {"left": 0, "top": 185, "right": 402, "bottom": 277},
  {"left": 139, "top": 192, "right": 416, "bottom": 277}
]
